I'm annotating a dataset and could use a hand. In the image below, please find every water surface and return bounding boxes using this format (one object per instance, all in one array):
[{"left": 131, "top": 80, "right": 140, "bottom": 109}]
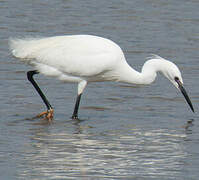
[{"left": 0, "top": 0, "right": 199, "bottom": 179}]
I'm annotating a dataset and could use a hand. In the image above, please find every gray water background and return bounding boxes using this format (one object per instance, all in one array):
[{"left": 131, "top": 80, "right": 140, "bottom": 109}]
[{"left": 1, "top": 0, "right": 199, "bottom": 179}]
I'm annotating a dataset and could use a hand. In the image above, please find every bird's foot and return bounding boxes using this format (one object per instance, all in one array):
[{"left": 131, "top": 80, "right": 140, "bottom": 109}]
[
  {"left": 72, "top": 115, "right": 79, "bottom": 120},
  {"left": 36, "top": 108, "right": 54, "bottom": 121}
]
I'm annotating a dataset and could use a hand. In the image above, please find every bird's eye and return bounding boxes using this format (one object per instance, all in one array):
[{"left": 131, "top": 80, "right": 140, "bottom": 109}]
[{"left": 174, "top": 77, "right": 179, "bottom": 81}]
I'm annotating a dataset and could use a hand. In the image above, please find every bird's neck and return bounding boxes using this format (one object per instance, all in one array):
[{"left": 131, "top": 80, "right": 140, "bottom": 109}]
[{"left": 117, "top": 59, "right": 166, "bottom": 85}]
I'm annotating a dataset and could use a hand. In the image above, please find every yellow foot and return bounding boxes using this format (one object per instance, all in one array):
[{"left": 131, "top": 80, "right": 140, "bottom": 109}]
[{"left": 36, "top": 109, "right": 54, "bottom": 121}]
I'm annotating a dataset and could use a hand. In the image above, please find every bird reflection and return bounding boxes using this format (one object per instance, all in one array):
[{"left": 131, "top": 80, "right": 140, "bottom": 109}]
[
  {"left": 15, "top": 122, "right": 190, "bottom": 179},
  {"left": 184, "top": 119, "right": 194, "bottom": 132}
]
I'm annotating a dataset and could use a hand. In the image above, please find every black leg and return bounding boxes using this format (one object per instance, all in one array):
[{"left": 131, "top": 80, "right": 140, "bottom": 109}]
[
  {"left": 27, "top": 70, "right": 52, "bottom": 110},
  {"left": 72, "top": 93, "right": 82, "bottom": 119}
]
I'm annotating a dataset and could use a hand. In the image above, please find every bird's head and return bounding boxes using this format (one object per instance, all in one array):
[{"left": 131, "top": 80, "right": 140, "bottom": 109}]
[{"left": 162, "top": 60, "right": 194, "bottom": 112}]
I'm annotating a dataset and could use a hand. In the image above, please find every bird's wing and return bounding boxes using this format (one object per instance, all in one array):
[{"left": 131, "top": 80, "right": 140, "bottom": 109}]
[{"left": 10, "top": 35, "right": 122, "bottom": 77}]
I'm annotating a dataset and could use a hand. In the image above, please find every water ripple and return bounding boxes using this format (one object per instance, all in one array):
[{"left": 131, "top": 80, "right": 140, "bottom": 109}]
[{"left": 13, "top": 127, "right": 188, "bottom": 179}]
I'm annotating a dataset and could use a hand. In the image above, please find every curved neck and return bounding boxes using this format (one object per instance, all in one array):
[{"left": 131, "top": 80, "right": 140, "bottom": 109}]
[{"left": 117, "top": 59, "right": 167, "bottom": 85}]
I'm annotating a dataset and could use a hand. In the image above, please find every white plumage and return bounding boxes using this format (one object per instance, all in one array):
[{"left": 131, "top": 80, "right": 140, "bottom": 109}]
[
  {"left": 10, "top": 35, "right": 123, "bottom": 80},
  {"left": 9, "top": 35, "right": 194, "bottom": 120}
]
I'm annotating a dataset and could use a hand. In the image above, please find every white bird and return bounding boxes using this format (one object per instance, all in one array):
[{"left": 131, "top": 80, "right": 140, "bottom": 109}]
[{"left": 9, "top": 35, "right": 194, "bottom": 121}]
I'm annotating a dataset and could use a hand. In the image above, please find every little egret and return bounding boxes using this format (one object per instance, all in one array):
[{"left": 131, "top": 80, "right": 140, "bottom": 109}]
[{"left": 9, "top": 35, "right": 194, "bottom": 121}]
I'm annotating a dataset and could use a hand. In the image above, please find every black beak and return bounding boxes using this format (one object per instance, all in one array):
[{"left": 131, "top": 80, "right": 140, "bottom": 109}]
[{"left": 175, "top": 78, "right": 194, "bottom": 112}]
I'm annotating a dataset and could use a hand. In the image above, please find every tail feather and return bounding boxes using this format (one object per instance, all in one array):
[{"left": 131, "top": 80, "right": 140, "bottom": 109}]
[{"left": 9, "top": 37, "right": 42, "bottom": 61}]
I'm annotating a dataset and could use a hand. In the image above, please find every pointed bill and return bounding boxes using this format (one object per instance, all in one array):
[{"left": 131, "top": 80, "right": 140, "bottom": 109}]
[{"left": 175, "top": 79, "right": 194, "bottom": 112}]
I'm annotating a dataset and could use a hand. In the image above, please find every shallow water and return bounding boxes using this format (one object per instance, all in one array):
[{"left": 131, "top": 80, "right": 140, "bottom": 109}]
[{"left": 1, "top": 0, "right": 199, "bottom": 179}]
